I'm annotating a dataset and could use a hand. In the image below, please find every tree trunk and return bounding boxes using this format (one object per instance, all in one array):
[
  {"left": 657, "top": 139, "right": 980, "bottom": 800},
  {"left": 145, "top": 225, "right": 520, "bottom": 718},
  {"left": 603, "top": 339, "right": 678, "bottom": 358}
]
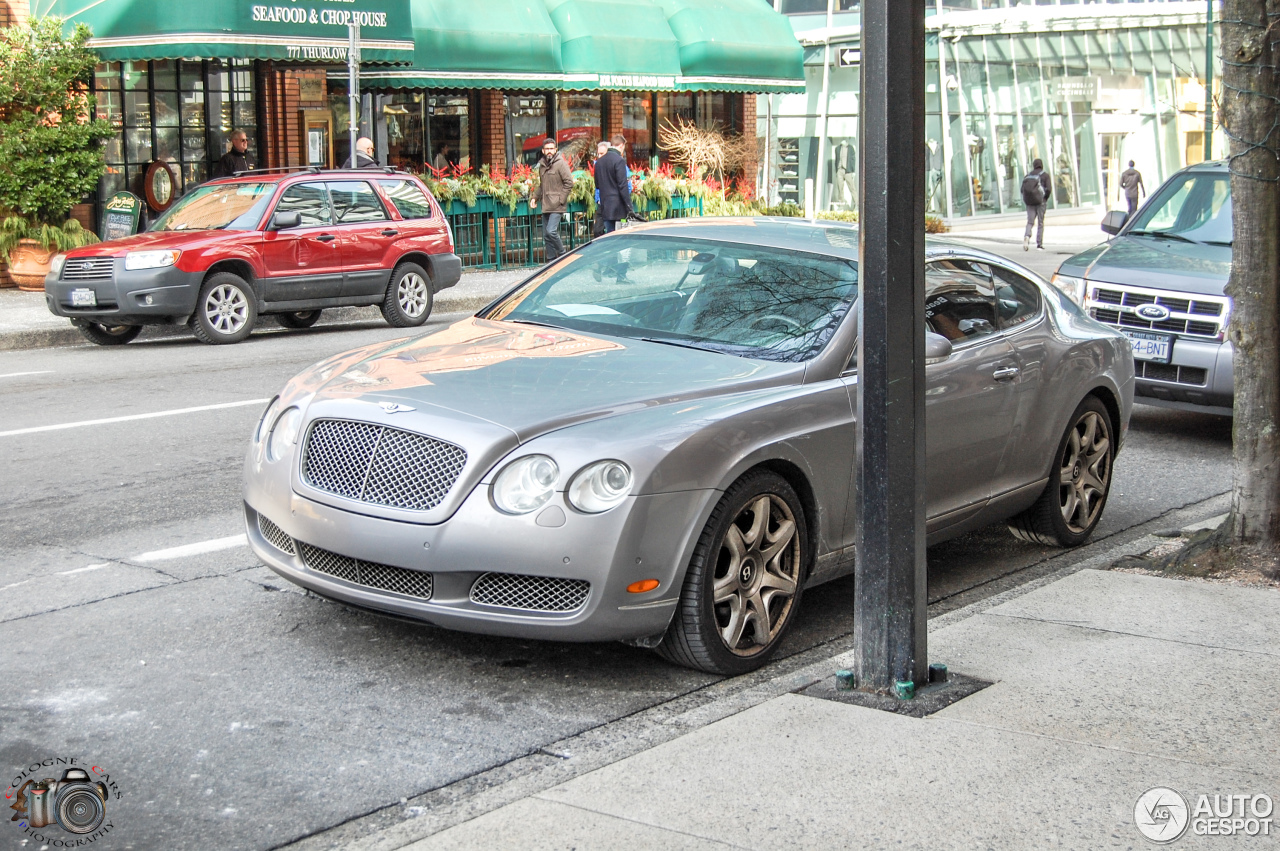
[{"left": 1221, "top": 0, "right": 1280, "bottom": 549}]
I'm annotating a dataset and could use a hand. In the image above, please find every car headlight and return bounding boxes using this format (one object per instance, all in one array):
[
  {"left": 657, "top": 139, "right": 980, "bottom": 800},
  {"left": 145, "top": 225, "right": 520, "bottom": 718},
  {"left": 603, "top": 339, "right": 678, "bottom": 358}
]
[
  {"left": 254, "top": 397, "right": 280, "bottom": 444},
  {"left": 49, "top": 254, "right": 67, "bottom": 278},
  {"left": 124, "top": 250, "right": 180, "bottom": 271},
  {"left": 266, "top": 407, "right": 302, "bottom": 462},
  {"left": 567, "top": 460, "right": 632, "bottom": 513},
  {"left": 492, "top": 455, "right": 559, "bottom": 514},
  {"left": 1050, "top": 273, "right": 1086, "bottom": 305}
]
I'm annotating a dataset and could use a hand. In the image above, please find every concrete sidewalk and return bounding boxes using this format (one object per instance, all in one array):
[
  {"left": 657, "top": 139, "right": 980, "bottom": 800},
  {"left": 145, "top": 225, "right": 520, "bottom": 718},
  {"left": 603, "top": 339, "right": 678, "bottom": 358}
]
[
  {"left": 402, "top": 561, "right": 1278, "bottom": 848},
  {"left": 0, "top": 268, "right": 526, "bottom": 351}
]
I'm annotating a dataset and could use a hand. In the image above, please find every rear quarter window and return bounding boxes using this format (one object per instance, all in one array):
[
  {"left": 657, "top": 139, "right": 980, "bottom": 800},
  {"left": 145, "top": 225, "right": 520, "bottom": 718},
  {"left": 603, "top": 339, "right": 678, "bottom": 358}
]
[{"left": 377, "top": 180, "right": 435, "bottom": 219}]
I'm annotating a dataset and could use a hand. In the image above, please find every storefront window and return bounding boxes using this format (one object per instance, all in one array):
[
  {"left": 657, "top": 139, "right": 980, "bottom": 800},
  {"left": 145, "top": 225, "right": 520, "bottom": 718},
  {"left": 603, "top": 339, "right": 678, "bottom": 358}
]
[
  {"left": 506, "top": 94, "right": 550, "bottom": 168},
  {"left": 621, "top": 94, "right": 653, "bottom": 165},
  {"left": 555, "top": 93, "right": 600, "bottom": 169},
  {"left": 427, "top": 94, "right": 472, "bottom": 171}
]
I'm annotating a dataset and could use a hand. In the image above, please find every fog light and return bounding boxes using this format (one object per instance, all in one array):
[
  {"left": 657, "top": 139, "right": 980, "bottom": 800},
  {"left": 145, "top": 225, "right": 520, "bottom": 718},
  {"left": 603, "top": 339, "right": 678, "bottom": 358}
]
[
  {"left": 145, "top": 294, "right": 154, "bottom": 305},
  {"left": 626, "top": 579, "right": 659, "bottom": 593}
]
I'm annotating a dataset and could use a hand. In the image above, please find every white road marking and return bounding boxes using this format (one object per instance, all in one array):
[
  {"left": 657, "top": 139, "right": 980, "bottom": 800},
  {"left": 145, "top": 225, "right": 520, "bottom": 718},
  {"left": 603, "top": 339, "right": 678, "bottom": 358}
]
[
  {"left": 0, "top": 370, "right": 53, "bottom": 379},
  {"left": 0, "top": 398, "right": 270, "bottom": 438},
  {"left": 133, "top": 534, "right": 248, "bottom": 563},
  {"left": 0, "top": 578, "right": 31, "bottom": 591},
  {"left": 57, "top": 563, "right": 111, "bottom": 576}
]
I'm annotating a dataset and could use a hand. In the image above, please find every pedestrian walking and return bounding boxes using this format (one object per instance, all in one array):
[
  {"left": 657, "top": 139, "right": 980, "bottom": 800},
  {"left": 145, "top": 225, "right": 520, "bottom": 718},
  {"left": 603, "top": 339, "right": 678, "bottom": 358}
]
[
  {"left": 592, "top": 140, "right": 610, "bottom": 238},
  {"left": 531, "top": 137, "right": 574, "bottom": 262},
  {"left": 1119, "top": 160, "right": 1145, "bottom": 217},
  {"left": 213, "top": 129, "right": 255, "bottom": 178},
  {"left": 351, "top": 137, "right": 378, "bottom": 168},
  {"left": 595, "top": 134, "right": 633, "bottom": 235},
  {"left": 1021, "top": 158, "right": 1051, "bottom": 251}
]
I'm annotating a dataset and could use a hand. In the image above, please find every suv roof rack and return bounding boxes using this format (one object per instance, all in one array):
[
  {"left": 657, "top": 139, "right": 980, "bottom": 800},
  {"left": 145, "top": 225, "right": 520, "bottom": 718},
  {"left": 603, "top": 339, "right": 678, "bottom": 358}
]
[{"left": 231, "top": 166, "right": 322, "bottom": 177}]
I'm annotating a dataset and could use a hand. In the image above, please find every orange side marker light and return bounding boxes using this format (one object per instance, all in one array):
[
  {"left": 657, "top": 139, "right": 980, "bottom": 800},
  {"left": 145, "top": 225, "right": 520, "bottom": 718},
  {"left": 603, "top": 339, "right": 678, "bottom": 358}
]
[{"left": 627, "top": 579, "right": 660, "bottom": 593}]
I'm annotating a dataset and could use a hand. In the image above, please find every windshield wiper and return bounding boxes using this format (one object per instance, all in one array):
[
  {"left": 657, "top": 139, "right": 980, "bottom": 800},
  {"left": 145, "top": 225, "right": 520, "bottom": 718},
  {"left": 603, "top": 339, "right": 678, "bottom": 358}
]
[
  {"left": 1127, "top": 230, "right": 1198, "bottom": 244},
  {"left": 639, "top": 336, "right": 728, "bottom": 355},
  {"left": 1203, "top": 240, "right": 1233, "bottom": 247},
  {"left": 505, "top": 318, "right": 564, "bottom": 329}
]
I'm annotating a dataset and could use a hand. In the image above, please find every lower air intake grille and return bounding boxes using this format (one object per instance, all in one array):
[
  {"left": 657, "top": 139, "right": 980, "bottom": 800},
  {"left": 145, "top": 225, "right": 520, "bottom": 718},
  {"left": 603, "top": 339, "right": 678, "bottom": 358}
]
[
  {"left": 257, "top": 513, "right": 297, "bottom": 556},
  {"left": 470, "top": 572, "right": 590, "bottom": 613},
  {"left": 298, "top": 542, "right": 433, "bottom": 600}
]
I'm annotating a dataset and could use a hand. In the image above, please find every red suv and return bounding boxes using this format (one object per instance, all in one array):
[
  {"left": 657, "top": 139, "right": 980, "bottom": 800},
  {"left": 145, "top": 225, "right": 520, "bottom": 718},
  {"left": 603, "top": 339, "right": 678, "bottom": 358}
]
[{"left": 44, "top": 168, "right": 462, "bottom": 345}]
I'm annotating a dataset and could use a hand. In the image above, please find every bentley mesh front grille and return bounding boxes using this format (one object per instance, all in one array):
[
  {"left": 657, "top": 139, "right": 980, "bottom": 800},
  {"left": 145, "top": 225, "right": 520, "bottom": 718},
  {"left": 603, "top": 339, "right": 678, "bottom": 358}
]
[
  {"left": 257, "top": 513, "right": 297, "bottom": 555},
  {"left": 302, "top": 419, "right": 467, "bottom": 512},
  {"left": 298, "top": 542, "right": 433, "bottom": 600},
  {"left": 470, "top": 573, "right": 590, "bottom": 613}
]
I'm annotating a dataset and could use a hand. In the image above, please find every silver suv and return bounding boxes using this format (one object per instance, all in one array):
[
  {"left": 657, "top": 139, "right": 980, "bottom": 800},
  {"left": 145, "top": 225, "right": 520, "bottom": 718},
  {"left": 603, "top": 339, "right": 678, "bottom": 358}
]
[{"left": 1053, "top": 161, "right": 1232, "bottom": 416}]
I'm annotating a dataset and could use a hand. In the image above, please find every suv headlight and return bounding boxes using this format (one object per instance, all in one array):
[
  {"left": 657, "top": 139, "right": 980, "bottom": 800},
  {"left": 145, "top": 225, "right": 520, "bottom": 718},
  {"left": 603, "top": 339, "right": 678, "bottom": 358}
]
[
  {"left": 492, "top": 455, "right": 559, "bottom": 514},
  {"left": 49, "top": 254, "right": 67, "bottom": 278},
  {"left": 124, "top": 250, "right": 180, "bottom": 271},
  {"left": 567, "top": 461, "right": 632, "bottom": 513},
  {"left": 1050, "top": 273, "right": 1086, "bottom": 305},
  {"left": 266, "top": 407, "right": 302, "bottom": 462}
]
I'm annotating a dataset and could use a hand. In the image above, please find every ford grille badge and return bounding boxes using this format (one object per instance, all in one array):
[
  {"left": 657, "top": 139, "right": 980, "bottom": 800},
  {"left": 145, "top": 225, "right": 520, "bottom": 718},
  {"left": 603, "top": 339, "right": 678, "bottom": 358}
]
[
  {"left": 379, "top": 402, "right": 415, "bottom": 414},
  {"left": 1136, "top": 303, "right": 1171, "bottom": 321}
]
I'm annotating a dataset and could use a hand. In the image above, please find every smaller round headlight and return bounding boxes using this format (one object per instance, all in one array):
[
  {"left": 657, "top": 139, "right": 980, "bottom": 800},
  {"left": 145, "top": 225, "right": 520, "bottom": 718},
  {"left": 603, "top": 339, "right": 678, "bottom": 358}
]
[
  {"left": 567, "top": 460, "right": 632, "bottom": 513},
  {"left": 267, "top": 407, "right": 302, "bottom": 462},
  {"left": 255, "top": 397, "right": 280, "bottom": 444},
  {"left": 492, "top": 455, "right": 559, "bottom": 514}
]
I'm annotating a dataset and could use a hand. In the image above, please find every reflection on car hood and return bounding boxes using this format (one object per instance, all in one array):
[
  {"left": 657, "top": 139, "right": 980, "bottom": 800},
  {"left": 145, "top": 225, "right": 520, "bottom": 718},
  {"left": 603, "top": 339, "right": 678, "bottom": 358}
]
[
  {"left": 304, "top": 318, "right": 799, "bottom": 441},
  {"left": 1065, "top": 235, "right": 1231, "bottom": 297},
  {"left": 65, "top": 229, "right": 242, "bottom": 257}
]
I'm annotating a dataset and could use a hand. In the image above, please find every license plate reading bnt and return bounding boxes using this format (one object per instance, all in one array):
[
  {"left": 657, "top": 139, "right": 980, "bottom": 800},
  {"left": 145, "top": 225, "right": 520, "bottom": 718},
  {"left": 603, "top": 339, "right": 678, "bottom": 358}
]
[
  {"left": 71, "top": 289, "right": 96, "bottom": 307},
  {"left": 1128, "top": 332, "right": 1171, "bottom": 362}
]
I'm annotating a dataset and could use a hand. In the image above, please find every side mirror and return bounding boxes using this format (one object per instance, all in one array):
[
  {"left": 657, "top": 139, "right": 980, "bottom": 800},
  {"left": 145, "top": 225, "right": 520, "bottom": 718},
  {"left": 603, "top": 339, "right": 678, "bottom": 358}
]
[
  {"left": 1100, "top": 210, "right": 1128, "bottom": 236},
  {"left": 269, "top": 211, "right": 302, "bottom": 231},
  {"left": 925, "top": 331, "right": 953, "bottom": 365}
]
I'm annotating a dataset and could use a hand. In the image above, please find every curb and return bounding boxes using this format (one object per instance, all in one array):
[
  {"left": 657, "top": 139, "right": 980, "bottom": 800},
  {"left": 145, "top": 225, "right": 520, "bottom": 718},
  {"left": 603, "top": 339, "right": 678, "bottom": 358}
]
[{"left": 0, "top": 292, "right": 495, "bottom": 352}]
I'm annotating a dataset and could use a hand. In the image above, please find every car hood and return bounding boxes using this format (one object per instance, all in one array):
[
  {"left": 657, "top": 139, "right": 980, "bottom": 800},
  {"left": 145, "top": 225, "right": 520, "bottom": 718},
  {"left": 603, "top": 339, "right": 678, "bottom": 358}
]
[
  {"left": 298, "top": 318, "right": 800, "bottom": 443},
  {"left": 66, "top": 229, "right": 245, "bottom": 257},
  {"left": 1063, "top": 235, "right": 1231, "bottom": 297}
]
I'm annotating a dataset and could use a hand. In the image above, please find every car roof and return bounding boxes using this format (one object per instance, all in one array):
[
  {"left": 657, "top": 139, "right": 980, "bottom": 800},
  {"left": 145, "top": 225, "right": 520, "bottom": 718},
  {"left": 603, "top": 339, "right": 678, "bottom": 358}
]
[{"left": 202, "top": 167, "right": 417, "bottom": 187}]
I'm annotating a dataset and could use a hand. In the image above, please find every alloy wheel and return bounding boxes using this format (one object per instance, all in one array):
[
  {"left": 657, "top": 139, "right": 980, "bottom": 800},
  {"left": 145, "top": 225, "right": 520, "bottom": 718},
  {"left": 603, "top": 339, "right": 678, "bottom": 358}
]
[
  {"left": 204, "top": 283, "right": 249, "bottom": 335},
  {"left": 713, "top": 493, "right": 801, "bottom": 655},
  {"left": 1058, "top": 410, "right": 1111, "bottom": 534},
  {"left": 397, "top": 273, "right": 429, "bottom": 318}
]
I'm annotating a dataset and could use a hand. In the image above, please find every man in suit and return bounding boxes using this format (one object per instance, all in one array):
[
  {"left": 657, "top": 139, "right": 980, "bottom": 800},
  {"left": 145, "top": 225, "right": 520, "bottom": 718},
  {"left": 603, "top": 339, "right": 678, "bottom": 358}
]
[
  {"left": 596, "top": 135, "right": 633, "bottom": 234},
  {"left": 213, "top": 130, "right": 255, "bottom": 178}
]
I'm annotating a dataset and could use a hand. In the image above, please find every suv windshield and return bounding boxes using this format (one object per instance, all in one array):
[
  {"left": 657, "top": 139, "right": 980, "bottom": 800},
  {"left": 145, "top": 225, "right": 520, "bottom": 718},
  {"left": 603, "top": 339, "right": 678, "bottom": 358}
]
[
  {"left": 150, "top": 182, "right": 275, "bottom": 232},
  {"left": 1125, "top": 170, "right": 1232, "bottom": 245},
  {"left": 485, "top": 235, "right": 859, "bottom": 363}
]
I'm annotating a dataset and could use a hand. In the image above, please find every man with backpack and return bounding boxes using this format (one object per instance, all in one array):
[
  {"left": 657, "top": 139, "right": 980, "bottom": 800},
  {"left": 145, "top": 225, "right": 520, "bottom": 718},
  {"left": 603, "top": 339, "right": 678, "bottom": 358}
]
[{"left": 1021, "top": 158, "right": 1052, "bottom": 251}]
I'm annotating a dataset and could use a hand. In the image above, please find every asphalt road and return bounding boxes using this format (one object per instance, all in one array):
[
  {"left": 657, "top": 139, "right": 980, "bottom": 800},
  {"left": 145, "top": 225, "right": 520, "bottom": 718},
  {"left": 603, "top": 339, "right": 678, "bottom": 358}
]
[{"left": 0, "top": 308, "right": 1232, "bottom": 851}]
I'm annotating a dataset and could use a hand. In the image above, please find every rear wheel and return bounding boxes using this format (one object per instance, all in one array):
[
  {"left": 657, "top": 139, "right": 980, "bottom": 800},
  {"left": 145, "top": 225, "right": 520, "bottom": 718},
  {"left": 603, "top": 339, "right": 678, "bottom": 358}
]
[
  {"left": 1009, "top": 396, "right": 1114, "bottom": 547},
  {"left": 657, "top": 470, "right": 808, "bottom": 675},
  {"left": 381, "top": 262, "right": 432, "bottom": 327},
  {"left": 277, "top": 309, "right": 322, "bottom": 329},
  {"left": 190, "top": 272, "right": 257, "bottom": 344},
  {"left": 77, "top": 322, "right": 142, "bottom": 346}
]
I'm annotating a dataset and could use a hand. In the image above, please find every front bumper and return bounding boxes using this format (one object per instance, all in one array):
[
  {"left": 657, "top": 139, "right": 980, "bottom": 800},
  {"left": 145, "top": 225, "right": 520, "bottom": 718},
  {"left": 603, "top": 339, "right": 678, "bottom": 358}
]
[
  {"left": 45, "top": 260, "right": 205, "bottom": 326},
  {"left": 1132, "top": 336, "right": 1234, "bottom": 414},
  {"left": 243, "top": 472, "right": 714, "bottom": 643}
]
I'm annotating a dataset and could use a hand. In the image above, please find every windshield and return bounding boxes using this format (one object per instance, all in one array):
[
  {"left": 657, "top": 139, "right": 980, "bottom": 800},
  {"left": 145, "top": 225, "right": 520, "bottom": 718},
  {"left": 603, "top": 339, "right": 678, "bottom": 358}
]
[
  {"left": 484, "top": 235, "right": 859, "bottom": 363},
  {"left": 149, "top": 182, "right": 275, "bottom": 232},
  {"left": 1126, "top": 171, "right": 1232, "bottom": 245}
]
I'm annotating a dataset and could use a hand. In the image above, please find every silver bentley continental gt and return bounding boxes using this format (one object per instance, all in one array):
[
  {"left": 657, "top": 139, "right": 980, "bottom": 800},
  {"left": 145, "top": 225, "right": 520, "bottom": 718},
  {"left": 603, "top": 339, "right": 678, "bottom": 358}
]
[{"left": 244, "top": 218, "right": 1134, "bottom": 675}]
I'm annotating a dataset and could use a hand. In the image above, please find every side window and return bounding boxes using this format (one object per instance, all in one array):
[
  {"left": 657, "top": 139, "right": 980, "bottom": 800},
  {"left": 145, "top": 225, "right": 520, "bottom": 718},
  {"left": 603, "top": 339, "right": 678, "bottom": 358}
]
[
  {"left": 991, "top": 265, "right": 1042, "bottom": 330},
  {"left": 924, "top": 259, "right": 998, "bottom": 343},
  {"left": 328, "top": 181, "right": 389, "bottom": 223},
  {"left": 273, "top": 182, "right": 332, "bottom": 227},
  {"left": 377, "top": 179, "right": 434, "bottom": 219}
]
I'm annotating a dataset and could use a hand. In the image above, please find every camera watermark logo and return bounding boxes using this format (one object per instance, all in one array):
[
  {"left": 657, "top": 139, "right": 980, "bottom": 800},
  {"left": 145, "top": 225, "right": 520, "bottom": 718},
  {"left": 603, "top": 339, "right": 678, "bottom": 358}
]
[
  {"left": 1135, "top": 787, "right": 1190, "bottom": 843},
  {"left": 1135, "top": 787, "right": 1275, "bottom": 843},
  {"left": 6, "top": 757, "right": 119, "bottom": 845}
]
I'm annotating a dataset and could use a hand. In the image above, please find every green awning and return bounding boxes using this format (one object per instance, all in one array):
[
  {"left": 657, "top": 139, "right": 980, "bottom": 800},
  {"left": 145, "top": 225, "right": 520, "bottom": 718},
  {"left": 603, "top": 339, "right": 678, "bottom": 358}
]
[
  {"left": 41, "top": 0, "right": 415, "bottom": 64},
  {"left": 353, "top": 0, "right": 802, "bottom": 93}
]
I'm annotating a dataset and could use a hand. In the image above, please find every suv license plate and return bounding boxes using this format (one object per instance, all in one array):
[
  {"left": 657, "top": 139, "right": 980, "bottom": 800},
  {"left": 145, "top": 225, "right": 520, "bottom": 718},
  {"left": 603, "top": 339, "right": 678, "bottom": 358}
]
[
  {"left": 70, "top": 289, "right": 97, "bottom": 307},
  {"left": 1124, "top": 329, "right": 1173, "bottom": 363}
]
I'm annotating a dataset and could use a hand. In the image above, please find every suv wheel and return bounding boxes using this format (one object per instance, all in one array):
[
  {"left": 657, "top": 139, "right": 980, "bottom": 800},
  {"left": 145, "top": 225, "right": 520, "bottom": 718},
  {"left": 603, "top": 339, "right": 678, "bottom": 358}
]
[
  {"left": 277, "top": 310, "right": 322, "bottom": 329},
  {"left": 191, "top": 272, "right": 257, "bottom": 344},
  {"left": 77, "top": 322, "right": 142, "bottom": 346},
  {"left": 381, "top": 262, "right": 432, "bottom": 328}
]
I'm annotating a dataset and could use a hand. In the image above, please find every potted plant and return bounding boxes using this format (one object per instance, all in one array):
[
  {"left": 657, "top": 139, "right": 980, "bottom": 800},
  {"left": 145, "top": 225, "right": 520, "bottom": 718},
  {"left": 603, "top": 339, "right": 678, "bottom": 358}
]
[{"left": 0, "top": 17, "right": 112, "bottom": 290}]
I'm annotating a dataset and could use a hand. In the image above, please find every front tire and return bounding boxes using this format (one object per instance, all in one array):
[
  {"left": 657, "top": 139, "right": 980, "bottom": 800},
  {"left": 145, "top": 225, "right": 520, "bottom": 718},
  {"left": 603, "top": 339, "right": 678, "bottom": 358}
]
[
  {"left": 1009, "top": 396, "right": 1114, "bottom": 547},
  {"left": 77, "top": 322, "right": 141, "bottom": 346},
  {"left": 657, "top": 470, "right": 808, "bottom": 675},
  {"left": 190, "top": 272, "right": 257, "bottom": 344},
  {"left": 381, "top": 262, "right": 433, "bottom": 327},
  {"left": 277, "top": 309, "right": 322, "bottom": 329}
]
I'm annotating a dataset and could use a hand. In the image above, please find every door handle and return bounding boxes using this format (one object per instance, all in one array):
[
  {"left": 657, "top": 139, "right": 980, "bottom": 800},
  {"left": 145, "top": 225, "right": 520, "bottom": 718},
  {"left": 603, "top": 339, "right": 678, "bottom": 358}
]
[
  {"left": 381, "top": 229, "right": 399, "bottom": 237},
  {"left": 314, "top": 234, "right": 336, "bottom": 243},
  {"left": 993, "top": 366, "right": 1020, "bottom": 381}
]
